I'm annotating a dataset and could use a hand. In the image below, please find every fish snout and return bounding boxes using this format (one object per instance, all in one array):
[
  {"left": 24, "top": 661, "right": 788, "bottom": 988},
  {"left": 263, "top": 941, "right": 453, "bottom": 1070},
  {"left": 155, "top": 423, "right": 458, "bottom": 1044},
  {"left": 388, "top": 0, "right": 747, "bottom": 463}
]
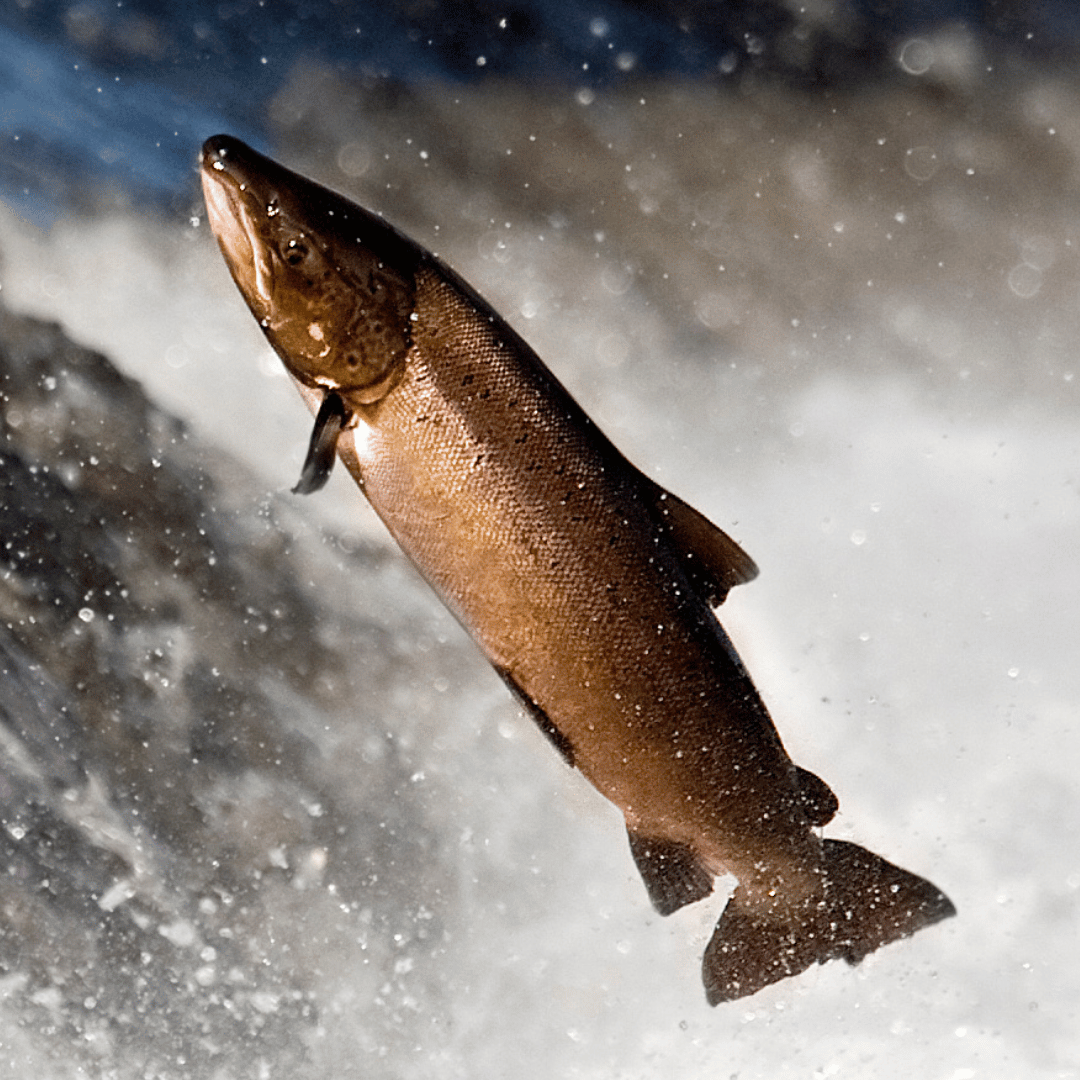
[{"left": 200, "top": 134, "right": 255, "bottom": 176}]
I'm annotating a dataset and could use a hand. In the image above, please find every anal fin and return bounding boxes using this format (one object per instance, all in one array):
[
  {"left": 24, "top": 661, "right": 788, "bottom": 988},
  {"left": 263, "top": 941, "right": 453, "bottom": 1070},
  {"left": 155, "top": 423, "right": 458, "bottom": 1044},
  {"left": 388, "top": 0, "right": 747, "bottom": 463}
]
[{"left": 628, "top": 831, "right": 714, "bottom": 916}]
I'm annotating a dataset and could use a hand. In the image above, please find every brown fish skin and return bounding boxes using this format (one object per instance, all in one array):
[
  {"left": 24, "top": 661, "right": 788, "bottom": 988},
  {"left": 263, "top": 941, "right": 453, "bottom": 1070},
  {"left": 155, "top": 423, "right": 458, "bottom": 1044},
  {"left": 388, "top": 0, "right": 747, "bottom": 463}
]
[{"left": 200, "top": 134, "right": 955, "bottom": 1003}]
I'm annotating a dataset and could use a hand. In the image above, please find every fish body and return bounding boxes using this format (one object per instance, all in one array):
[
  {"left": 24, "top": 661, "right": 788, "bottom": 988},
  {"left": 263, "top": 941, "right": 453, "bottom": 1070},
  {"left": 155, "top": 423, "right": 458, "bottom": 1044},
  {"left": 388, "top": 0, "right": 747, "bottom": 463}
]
[{"left": 201, "top": 134, "right": 954, "bottom": 1002}]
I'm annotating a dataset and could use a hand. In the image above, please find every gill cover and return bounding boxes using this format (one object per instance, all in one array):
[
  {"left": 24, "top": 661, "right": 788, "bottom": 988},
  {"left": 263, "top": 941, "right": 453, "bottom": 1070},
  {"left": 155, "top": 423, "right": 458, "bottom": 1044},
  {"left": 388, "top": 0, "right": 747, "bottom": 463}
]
[{"left": 200, "top": 135, "right": 420, "bottom": 404}]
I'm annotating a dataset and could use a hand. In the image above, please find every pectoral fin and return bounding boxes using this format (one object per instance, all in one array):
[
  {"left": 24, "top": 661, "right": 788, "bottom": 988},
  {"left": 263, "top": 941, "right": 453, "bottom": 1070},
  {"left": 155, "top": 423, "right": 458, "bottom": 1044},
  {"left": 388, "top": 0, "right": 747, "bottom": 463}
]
[
  {"left": 494, "top": 665, "right": 576, "bottom": 768},
  {"left": 293, "top": 391, "right": 349, "bottom": 495},
  {"left": 627, "top": 831, "right": 714, "bottom": 916},
  {"left": 653, "top": 488, "right": 758, "bottom": 606}
]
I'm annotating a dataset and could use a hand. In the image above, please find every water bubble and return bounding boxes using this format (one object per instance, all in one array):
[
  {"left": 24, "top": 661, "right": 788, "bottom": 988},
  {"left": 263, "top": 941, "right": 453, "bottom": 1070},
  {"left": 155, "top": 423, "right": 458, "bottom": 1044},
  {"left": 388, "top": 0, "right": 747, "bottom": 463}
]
[
  {"left": 165, "top": 344, "right": 189, "bottom": 369},
  {"left": 694, "top": 291, "right": 738, "bottom": 330},
  {"left": 899, "top": 38, "right": 934, "bottom": 75},
  {"left": 337, "top": 142, "right": 371, "bottom": 178},
  {"left": 904, "top": 146, "right": 939, "bottom": 182},
  {"left": 1007, "top": 264, "right": 1041, "bottom": 299},
  {"left": 601, "top": 264, "right": 633, "bottom": 295}
]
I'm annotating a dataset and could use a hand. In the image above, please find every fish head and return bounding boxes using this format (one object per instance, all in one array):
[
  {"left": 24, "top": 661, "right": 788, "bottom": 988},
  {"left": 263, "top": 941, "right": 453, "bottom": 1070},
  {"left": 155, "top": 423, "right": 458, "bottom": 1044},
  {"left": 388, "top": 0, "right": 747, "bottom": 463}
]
[{"left": 200, "top": 135, "right": 419, "bottom": 404}]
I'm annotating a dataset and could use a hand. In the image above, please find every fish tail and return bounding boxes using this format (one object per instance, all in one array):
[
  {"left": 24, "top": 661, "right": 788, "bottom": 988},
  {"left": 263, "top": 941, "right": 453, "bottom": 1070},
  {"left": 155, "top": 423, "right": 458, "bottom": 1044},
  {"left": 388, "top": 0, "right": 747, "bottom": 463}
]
[{"left": 702, "top": 839, "right": 955, "bottom": 1004}]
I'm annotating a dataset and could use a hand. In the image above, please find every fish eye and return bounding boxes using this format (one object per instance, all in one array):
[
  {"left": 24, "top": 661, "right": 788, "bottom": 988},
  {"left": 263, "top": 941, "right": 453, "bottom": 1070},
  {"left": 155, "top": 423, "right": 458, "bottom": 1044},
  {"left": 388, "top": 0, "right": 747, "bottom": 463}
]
[{"left": 282, "top": 236, "right": 310, "bottom": 266}]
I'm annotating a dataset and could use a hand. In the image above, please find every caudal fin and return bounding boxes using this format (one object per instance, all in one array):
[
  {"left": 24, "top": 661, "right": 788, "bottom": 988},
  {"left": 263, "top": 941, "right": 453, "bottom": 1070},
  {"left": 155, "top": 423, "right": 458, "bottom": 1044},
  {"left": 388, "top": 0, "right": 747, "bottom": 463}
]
[{"left": 702, "top": 839, "right": 955, "bottom": 1004}]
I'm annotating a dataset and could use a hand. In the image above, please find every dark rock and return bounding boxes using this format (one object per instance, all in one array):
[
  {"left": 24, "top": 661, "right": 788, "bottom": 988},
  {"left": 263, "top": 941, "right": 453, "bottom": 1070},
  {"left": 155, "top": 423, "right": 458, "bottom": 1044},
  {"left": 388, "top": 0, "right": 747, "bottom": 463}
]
[{"left": 0, "top": 299, "right": 471, "bottom": 1077}]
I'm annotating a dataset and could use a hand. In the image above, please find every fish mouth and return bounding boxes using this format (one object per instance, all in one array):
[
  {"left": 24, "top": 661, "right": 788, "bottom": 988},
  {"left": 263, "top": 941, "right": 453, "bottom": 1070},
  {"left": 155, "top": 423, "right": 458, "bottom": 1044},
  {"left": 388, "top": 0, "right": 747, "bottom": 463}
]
[
  {"left": 200, "top": 136, "right": 275, "bottom": 310},
  {"left": 200, "top": 134, "right": 267, "bottom": 201}
]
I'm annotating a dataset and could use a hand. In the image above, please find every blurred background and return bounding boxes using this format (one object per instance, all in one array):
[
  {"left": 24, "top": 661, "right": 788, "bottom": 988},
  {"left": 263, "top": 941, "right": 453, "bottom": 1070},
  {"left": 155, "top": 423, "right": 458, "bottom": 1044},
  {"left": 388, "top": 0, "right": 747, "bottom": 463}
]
[{"left": 1, "top": 2, "right": 1078, "bottom": 1077}]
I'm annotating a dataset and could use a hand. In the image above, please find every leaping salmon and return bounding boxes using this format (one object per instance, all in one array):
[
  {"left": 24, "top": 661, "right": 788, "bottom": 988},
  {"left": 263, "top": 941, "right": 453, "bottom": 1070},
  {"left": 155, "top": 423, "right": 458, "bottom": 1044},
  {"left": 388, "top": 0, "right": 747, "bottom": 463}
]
[{"left": 200, "top": 134, "right": 954, "bottom": 1004}]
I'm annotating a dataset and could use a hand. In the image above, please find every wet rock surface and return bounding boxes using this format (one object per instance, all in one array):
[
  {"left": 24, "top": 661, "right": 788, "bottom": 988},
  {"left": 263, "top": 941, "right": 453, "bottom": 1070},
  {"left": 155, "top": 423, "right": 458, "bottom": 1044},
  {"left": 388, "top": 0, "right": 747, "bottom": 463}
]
[{"left": 0, "top": 300, "right": 475, "bottom": 1077}]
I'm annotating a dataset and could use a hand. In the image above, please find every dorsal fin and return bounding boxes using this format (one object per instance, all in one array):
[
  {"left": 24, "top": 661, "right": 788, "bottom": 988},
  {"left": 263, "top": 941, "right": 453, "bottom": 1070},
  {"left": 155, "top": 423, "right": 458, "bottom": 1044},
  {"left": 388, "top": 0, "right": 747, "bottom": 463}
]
[{"left": 652, "top": 488, "right": 758, "bottom": 606}]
